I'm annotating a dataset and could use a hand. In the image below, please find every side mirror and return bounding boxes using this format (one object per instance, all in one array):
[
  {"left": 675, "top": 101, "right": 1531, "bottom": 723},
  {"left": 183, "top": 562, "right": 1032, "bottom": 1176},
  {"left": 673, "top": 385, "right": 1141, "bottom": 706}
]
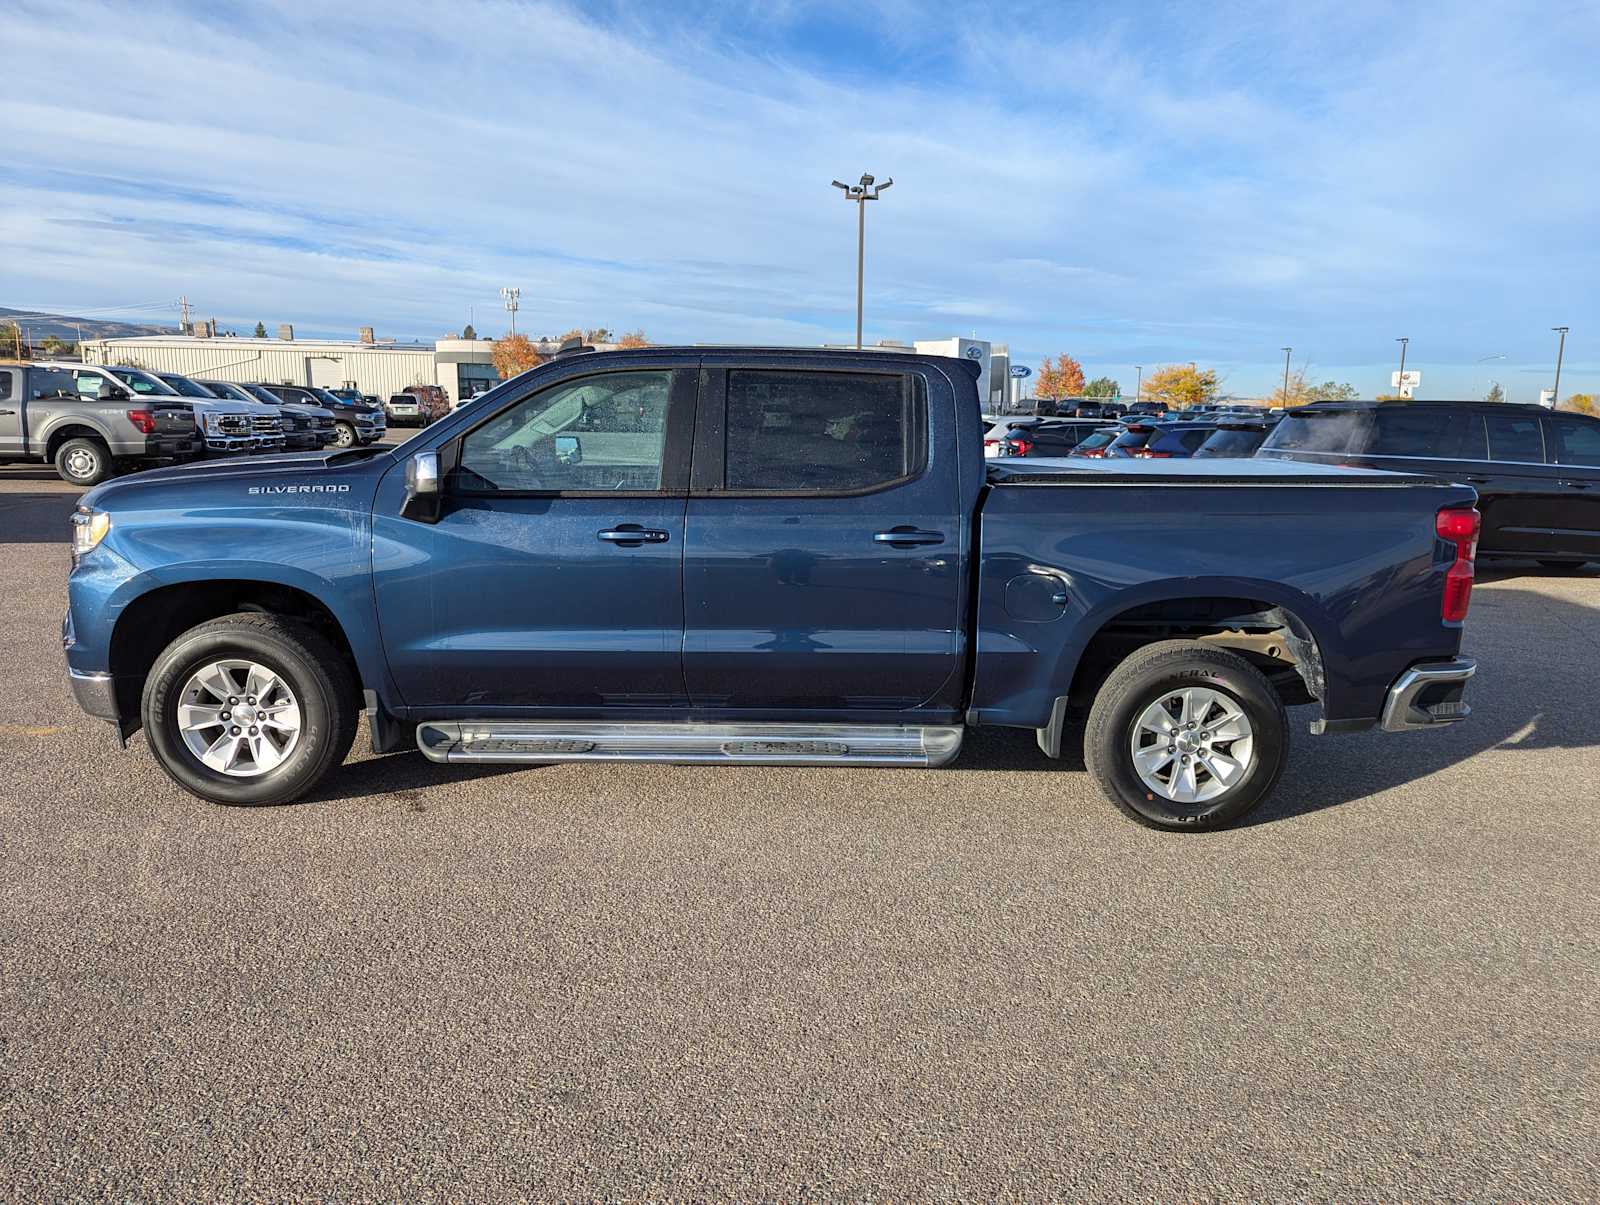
[
  {"left": 554, "top": 434, "right": 582, "bottom": 465},
  {"left": 401, "top": 450, "right": 443, "bottom": 523}
]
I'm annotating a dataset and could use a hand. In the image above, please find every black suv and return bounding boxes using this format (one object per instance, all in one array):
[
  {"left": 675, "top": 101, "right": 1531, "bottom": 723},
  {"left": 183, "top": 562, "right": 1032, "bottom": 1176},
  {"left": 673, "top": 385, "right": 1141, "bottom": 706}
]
[{"left": 1259, "top": 400, "right": 1600, "bottom": 567}]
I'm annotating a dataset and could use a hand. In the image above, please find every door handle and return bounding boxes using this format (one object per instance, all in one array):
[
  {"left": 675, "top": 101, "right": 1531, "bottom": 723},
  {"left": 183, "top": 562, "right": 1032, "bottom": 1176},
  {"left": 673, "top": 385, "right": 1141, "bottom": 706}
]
[
  {"left": 0, "top": 408, "right": 15, "bottom": 416},
  {"left": 1563, "top": 480, "right": 1593, "bottom": 490},
  {"left": 597, "top": 525, "right": 670, "bottom": 545},
  {"left": 873, "top": 527, "right": 945, "bottom": 547},
  {"left": 1465, "top": 475, "right": 1491, "bottom": 485}
]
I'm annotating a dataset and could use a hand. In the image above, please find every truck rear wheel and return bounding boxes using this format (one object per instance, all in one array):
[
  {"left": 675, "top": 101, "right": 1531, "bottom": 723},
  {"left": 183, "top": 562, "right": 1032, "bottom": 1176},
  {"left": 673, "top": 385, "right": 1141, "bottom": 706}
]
[
  {"left": 55, "top": 437, "right": 113, "bottom": 485},
  {"left": 1084, "top": 640, "right": 1287, "bottom": 831},
  {"left": 140, "top": 613, "right": 359, "bottom": 806}
]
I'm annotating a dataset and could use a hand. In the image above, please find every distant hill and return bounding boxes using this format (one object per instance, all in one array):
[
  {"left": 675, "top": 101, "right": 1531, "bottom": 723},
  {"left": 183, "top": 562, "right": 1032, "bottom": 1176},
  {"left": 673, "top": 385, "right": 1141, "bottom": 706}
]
[{"left": 0, "top": 307, "right": 177, "bottom": 343}]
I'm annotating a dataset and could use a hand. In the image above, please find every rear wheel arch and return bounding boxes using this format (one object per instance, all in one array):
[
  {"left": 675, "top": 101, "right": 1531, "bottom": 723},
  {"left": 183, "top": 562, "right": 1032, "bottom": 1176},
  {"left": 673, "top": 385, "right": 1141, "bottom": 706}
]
[
  {"left": 45, "top": 422, "right": 111, "bottom": 461},
  {"left": 1037, "top": 590, "right": 1331, "bottom": 758}
]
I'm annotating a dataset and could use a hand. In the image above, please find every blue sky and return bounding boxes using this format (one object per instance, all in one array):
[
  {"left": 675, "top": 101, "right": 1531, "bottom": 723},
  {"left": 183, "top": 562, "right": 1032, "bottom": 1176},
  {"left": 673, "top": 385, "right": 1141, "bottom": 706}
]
[{"left": 4, "top": 0, "right": 1597, "bottom": 399}]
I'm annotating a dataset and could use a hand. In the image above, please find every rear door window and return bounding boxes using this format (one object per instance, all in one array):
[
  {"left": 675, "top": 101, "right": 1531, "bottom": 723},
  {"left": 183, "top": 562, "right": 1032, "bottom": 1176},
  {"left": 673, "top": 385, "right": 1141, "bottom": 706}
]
[
  {"left": 724, "top": 370, "right": 924, "bottom": 492},
  {"left": 1546, "top": 417, "right": 1600, "bottom": 468},
  {"left": 1371, "top": 408, "right": 1484, "bottom": 458},
  {"left": 1484, "top": 413, "right": 1545, "bottom": 463}
]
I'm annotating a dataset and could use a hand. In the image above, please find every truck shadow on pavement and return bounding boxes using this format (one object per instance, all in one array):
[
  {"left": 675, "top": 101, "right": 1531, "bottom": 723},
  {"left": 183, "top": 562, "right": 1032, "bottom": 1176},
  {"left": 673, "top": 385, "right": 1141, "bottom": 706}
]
[{"left": 0, "top": 491, "right": 82, "bottom": 543}]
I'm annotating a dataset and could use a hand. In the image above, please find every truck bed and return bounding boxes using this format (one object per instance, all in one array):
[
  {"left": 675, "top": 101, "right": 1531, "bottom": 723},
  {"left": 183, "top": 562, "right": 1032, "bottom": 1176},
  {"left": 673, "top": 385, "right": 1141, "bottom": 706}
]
[{"left": 986, "top": 457, "right": 1442, "bottom": 487}]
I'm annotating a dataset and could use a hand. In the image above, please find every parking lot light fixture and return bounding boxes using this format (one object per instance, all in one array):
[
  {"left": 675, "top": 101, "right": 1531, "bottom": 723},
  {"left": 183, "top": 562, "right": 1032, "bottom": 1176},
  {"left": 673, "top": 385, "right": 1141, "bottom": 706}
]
[
  {"left": 1552, "top": 327, "right": 1569, "bottom": 406},
  {"left": 1135, "top": 366, "right": 1142, "bottom": 402},
  {"left": 831, "top": 173, "right": 893, "bottom": 350},
  {"left": 1281, "top": 347, "right": 1292, "bottom": 404},
  {"left": 1396, "top": 337, "right": 1409, "bottom": 396}
]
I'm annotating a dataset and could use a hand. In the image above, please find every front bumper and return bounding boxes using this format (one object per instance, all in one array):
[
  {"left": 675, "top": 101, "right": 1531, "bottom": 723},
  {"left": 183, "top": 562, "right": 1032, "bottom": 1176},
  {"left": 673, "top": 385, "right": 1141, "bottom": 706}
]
[
  {"left": 67, "top": 667, "right": 119, "bottom": 722},
  {"left": 1380, "top": 658, "right": 1475, "bottom": 732}
]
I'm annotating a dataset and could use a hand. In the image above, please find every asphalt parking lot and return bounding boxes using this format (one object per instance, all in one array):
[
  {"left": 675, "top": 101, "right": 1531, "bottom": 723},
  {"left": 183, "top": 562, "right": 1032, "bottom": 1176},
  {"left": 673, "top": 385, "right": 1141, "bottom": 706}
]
[{"left": 2, "top": 462, "right": 1597, "bottom": 1199}]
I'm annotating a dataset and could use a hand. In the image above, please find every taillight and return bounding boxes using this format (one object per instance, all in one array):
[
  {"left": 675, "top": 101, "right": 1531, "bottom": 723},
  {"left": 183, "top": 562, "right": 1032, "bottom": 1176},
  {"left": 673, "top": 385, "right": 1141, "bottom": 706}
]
[
  {"left": 1011, "top": 438, "right": 1033, "bottom": 456},
  {"left": 126, "top": 409, "right": 157, "bottom": 434},
  {"left": 1138, "top": 449, "right": 1173, "bottom": 458},
  {"left": 1437, "top": 506, "right": 1480, "bottom": 624}
]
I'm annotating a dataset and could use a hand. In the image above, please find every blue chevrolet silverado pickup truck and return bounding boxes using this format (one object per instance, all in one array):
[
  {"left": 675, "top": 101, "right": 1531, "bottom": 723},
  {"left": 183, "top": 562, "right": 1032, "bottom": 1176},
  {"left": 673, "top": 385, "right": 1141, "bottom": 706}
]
[{"left": 62, "top": 348, "right": 1479, "bottom": 830}]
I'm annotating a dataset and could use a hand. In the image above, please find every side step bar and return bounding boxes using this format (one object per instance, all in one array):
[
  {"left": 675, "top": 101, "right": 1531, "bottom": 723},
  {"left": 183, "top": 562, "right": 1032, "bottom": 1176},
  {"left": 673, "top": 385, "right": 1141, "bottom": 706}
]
[{"left": 416, "top": 721, "right": 964, "bottom": 767}]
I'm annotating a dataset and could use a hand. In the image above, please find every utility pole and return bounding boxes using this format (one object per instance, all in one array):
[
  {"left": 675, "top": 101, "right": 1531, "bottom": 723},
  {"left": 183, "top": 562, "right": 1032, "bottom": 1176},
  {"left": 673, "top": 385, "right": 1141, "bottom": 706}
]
[
  {"left": 1395, "top": 337, "right": 1409, "bottom": 396},
  {"left": 179, "top": 295, "right": 191, "bottom": 335},
  {"left": 1135, "top": 365, "right": 1143, "bottom": 402},
  {"left": 1281, "top": 347, "right": 1293, "bottom": 403},
  {"left": 831, "top": 173, "right": 893, "bottom": 349},
  {"left": 1552, "top": 326, "right": 1569, "bottom": 407},
  {"left": 500, "top": 287, "right": 520, "bottom": 335}
]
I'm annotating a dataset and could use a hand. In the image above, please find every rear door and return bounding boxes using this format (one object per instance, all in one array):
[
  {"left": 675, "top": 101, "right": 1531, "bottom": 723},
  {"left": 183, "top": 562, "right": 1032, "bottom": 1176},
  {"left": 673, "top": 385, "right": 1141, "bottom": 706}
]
[
  {"left": 1475, "top": 411, "right": 1568, "bottom": 558},
  {"left": 681, "top": 360, "right": 966, "bottom": 717},
  {"left": 0, "top": 369, "right": 20, "bottom": 454},
  {"left": 1542, "top": 415, "right": 1600, "bottom": 561}
]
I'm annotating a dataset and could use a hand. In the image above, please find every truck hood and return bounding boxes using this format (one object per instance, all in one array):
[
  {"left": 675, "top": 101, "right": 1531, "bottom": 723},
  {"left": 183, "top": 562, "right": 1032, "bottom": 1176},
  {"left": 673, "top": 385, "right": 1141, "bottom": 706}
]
[{"left": 80, "top": 446, "right": 394, "bottom": 509}]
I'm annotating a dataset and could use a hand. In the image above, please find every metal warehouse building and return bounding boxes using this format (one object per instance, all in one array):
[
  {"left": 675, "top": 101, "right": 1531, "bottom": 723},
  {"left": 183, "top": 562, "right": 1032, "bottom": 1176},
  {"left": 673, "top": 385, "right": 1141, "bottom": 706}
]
[{"left": 77, "top": 333, "right": 500, "bottom": 406}]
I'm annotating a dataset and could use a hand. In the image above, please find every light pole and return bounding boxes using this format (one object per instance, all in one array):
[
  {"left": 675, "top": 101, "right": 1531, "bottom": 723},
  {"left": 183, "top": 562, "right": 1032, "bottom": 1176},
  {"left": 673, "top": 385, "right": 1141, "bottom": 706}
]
[
  {"left": 831, "top": 172, "right": 893, "bottom": 349},
  {"left": 500, "top": 287, "right": 520, "bottom": 335},
  {"left": 1395, "top": 337, "right": 1409, "bottom": 396},
  {"left": 1281, "top": 347, "right": 1292, "bottom": 403},
  {"left": 1135, "top": 365, "right": 1143, "bottom": 402},
  {"left": 1552, "top": 326, "right": 1569, "bottom": 406},
  {"left": 1476, "top": 353, "right": 1507, "bottom": 401}
]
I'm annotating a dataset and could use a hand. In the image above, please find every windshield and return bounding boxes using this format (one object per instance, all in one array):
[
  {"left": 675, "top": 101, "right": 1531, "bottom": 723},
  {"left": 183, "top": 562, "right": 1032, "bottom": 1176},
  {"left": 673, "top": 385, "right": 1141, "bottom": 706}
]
[
  {"left": 109, "top": 367, "right": 179, "bottom": 396},
  {"left": 308, "top": 387, "right": 346, "bottom": 406},
  {"left": 159, "top": 374, "right": 214, "bottom": 398},
  {"left": 1195, "top": 428, "right": 1266, "bottom": 458},
  {"left": 1109, "top": 428, "right": 1157, "bottom": 451},
  {"left": 1263, "top": 410, "right": 1368, "bottom": 453},
  {"left": 200, "top": 381, "right": 255, "bottom": 402},
  {"left": 1075, "top": 430, "right": 1118, "bottom": 451}
]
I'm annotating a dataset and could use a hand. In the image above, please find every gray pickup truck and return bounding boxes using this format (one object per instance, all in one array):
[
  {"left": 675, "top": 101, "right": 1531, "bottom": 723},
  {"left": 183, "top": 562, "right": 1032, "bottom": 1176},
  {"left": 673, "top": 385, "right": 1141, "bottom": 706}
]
[{"left": 0, "top": 362, "right": 197, "bottom": 484}]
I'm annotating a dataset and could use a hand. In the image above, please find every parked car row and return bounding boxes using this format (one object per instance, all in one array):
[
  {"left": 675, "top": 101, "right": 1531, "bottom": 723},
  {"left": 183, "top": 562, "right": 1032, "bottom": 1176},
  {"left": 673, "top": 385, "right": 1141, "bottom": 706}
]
[
  {"left": 984, "top": 398, "right": 1600, "bottom": 566},
  {"left": 0, "top": 361, "right": 387, "bottom": 484}
]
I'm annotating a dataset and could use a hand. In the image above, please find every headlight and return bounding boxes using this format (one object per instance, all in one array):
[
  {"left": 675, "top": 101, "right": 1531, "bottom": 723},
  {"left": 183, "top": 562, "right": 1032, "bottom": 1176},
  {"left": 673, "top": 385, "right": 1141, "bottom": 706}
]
[
  {"left": 202, "top": 411, "right": 225, "bottom": 434},
  {"left": 71, "top": 507, "right": 110, "bottom": 558}
]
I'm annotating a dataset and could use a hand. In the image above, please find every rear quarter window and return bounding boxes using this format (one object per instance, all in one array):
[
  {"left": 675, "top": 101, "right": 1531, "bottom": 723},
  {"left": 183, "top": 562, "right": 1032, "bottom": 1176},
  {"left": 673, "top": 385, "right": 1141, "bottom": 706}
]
[
  {"left": 1371, "top": 408, "right": 1486, "bottom": 458},
  {"left": 1485, "top": 413, "right": 1545, "bottom": 463}
]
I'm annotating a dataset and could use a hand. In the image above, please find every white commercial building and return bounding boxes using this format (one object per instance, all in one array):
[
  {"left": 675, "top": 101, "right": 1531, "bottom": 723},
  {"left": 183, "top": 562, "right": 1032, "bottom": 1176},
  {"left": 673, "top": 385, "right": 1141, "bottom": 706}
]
[{"left": 79, "top": 333, "right": 500, "bottom": 406}]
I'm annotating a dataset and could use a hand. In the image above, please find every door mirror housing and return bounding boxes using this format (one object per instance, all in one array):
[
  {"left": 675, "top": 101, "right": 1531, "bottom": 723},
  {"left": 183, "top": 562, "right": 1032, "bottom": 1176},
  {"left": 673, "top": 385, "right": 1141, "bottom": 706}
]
[
  {"left": 554, "top": 434, "right": 582, "bottom": 464},
  {"left": 401, "top": 450, "right": 443, "bottom": 523}
]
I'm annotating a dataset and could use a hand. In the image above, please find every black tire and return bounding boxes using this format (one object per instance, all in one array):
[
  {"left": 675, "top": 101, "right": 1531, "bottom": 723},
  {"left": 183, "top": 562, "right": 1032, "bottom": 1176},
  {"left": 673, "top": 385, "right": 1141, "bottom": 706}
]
[
  {"left": 331, "top": 421, "right": 357, "bottom": 449},
  {"left": 1084, "top": 640, "right": 1288, "bottom": 831},
  {"left": 55, "top": 436, "right": 113, "bottom": 485},
  {"left": 141, "top": 612, "right": 359, "bottom": 805}
]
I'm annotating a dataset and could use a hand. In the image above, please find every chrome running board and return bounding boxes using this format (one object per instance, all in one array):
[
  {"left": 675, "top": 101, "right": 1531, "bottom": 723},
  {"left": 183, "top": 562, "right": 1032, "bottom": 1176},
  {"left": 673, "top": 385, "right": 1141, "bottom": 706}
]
[{"left": 415, "top": 720, "right": 964, "bottom": 767}]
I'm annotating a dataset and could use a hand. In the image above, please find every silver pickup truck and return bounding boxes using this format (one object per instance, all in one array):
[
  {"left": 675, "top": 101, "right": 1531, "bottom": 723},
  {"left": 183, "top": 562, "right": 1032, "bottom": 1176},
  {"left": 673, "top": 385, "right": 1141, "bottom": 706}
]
[{"left": 0, "top": 362, "right": 197, "bottom": 484}]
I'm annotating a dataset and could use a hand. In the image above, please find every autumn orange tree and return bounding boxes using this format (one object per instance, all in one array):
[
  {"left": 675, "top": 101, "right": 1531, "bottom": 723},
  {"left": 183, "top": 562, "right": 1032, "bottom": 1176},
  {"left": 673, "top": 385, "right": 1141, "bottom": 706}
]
[
  {"left": 615, "top": 330, "right": 649, "bottom": 348},
  {"left": 491, "top": 333, "right": 543, "bottom": 379},
  {"left": 1034, "top": 354, "right": 1086, "bottom": 401},
  {"left": 1143, "top": 363, "right": 1220, "bottom": 408},
  {"left": 1562, "top": 393, "right": 1597, "bottom": 415}
]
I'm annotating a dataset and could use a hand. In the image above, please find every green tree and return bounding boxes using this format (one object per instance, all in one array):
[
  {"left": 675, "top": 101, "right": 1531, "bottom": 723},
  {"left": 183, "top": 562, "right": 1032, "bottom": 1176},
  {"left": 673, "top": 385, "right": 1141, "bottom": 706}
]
[
  {"left": 462, "top": 323, "right": 477, "bottom": 340},
  {"left": 1081, "top": 376, "right": 1120, "bottom": 398},
  {"left": 1484, "top": 382, "right": 1505, "bottom": 404},
  {"left": 253, "top": 322, "right": 267, "bottom": 338},
  {"left": 1307, "top": 380, "right": 1359, "bottom": 402}
]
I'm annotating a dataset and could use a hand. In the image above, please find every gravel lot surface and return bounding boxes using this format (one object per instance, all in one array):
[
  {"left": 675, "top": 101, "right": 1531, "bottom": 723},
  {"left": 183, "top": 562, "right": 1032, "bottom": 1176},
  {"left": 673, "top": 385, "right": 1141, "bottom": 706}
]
[{"left": 2, "top": 465, "right": 1597, "bottom": 1199}]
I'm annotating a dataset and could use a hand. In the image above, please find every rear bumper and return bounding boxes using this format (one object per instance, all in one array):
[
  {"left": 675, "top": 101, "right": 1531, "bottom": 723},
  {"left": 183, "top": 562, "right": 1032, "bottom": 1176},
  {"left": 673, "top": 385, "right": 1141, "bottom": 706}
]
[{"left": 1379, "top": 658, "right": 1475, "bottom": 732}]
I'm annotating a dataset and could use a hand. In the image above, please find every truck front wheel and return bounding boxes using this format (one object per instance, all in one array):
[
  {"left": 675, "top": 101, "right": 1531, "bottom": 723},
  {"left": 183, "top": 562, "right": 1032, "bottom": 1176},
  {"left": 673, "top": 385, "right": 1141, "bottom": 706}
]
[
  {"left": 1084, "top": 640, "right": 1287, "bottom": 831},
  {"left": 141, "top": 613, "right": 359, "bottom": 805},
  {"left": 55, "top": 437, "right": 113, "bottom": 485},
  {"left": 331, "top": 421, "right": 357, "bottom": 448}
]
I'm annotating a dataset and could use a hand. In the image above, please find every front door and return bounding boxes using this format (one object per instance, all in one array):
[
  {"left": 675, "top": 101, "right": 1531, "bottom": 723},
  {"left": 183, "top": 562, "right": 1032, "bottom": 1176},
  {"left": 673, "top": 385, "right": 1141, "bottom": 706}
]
[
  {"left": 373, "top": 364, "right": 696, "bottom": 711},
  {"left": 0, "top": 369, "right": 21, "bottom": 455},
  {"left": 682, "top": 362, "right": 966, "bottom": 717}
]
